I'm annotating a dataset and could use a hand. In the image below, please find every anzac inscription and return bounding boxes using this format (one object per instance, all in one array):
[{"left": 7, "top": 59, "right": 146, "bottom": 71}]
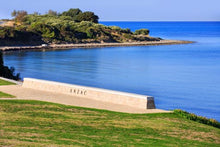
[{"left": 70, "top": 89, "right": 87, "bottom": 95}]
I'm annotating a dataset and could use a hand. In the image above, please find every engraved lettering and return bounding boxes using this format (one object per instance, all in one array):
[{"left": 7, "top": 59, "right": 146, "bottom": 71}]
[{"left": 70, "top": 89, "right": 87, "bottom": 95}]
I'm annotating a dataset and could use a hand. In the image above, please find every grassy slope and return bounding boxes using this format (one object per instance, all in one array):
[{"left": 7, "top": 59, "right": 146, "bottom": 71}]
[
  {"left": 0, "top": 79, "right": 15, "bottom": 85},
  {"left": 0, "top": 79, "right": 15, "bottom": 98},
  {"left": 0, "top": 91, "right": 15, "bottom": 98},
  {"left": 0, "top": 100, "right": 219, "bottom": 146}
]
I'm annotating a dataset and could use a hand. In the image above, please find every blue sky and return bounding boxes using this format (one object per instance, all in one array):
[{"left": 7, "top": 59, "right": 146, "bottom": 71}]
[{"left": 1, "top": 0, "right": 219, "bottom": 21}]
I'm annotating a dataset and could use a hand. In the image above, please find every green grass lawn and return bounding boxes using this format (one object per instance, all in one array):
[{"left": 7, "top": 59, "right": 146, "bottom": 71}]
[
  {"left": 0, "top": 79, "right": 15, "bottom": 98},
  {"left": 0, "top": 100, "right": 219, "bottom": 146},
  {"left": 0, "top": 79, "right": 15, "bottom": 86},
  {"left": 0, "top": 91, "right": 15, "bottom": 98}
]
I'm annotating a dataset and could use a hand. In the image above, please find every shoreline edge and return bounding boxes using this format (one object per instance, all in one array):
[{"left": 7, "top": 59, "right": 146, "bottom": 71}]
[{"left": 0, "top": 40, "right": 194, "bottom": 51}]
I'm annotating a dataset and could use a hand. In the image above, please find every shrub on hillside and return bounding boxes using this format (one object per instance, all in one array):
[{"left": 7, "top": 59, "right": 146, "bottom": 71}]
[
  {"left": 11, "top": 10, "right": 28, "bottom": 24},
  {"left": 61, "top": 8, "right": 82, "bottom": 18},
  {"left": 134, "top": 29, "right": 149, "bottom": 35},
  {"left": 0, "top": 26, "right": 43, "bottom": 45},
  {"left": 76, "top": 12, "right": 99, "bottom": 23},
  {"left": 174, "top": 109, "right": 220, "bottom": 128}
]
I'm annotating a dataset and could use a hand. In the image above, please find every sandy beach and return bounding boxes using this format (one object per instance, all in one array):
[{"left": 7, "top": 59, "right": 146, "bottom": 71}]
[{"left": 0, "top": 40, "right": 194, "bottom": 51}]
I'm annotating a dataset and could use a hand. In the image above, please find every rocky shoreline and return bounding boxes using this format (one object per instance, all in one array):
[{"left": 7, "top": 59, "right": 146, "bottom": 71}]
[{"left": 0, "top": 40, "right": 194, "bottom": 51}]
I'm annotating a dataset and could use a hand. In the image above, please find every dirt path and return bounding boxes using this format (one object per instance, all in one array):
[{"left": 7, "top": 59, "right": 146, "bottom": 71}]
[{"left": 0, "top": 85, "right": 170, "bottom": 114}]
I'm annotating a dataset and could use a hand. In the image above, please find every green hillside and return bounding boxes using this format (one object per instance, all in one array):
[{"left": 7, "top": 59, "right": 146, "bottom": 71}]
[
  {"left": 0, "top": 100, "right": 219, "bottom": 146},
  {"left": 0, "top": 9, "right": 161, "bottom": 46}
]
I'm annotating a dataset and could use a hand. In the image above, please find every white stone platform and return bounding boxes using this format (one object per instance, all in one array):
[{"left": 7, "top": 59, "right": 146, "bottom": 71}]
[{"left": 22, "top": 78, "right": 156, "bottom": 109}]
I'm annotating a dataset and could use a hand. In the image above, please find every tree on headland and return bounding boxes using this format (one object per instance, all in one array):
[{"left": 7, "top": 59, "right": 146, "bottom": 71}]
[
  {"left": 61, "top": 9, "right": 99, "bottom": 23},
  {"left": 11, "top": 10, "right": 28, "bottom": 24},
  {"left": 76, "top": 12, "right": 99, "bottom": 23},
  {"left": 11, "top": 10, "right": 17, "bottom": 17},
  {"left": 47, "top": 10, "right": 58, "bottom": 16},
  {"left": 0, "top": 51, "right": 20, "bottom": 80},
  {"left": 134, "top": 29, "right": 149, "bottom": 35},
  {"left": 33, "top": 12, "right": 40, "bottom": 15},
  {"left": 61, "top": 8, "right": 82, "bottom": 18}
]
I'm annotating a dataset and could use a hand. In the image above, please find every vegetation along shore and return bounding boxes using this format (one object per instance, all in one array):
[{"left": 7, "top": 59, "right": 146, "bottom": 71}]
[{"left": 0, "top": 9, "right": 193, "bottom": 50}]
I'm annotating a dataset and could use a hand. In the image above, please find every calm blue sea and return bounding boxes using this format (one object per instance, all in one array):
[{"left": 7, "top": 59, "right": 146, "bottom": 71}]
[{"left": 3, "top": 22, "right": 220, "bottom": 121}]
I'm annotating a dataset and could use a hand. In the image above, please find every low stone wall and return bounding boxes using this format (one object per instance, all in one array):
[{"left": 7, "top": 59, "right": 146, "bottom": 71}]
[{"left": 22, "top": 78, "right": 156, "bottom": 109}]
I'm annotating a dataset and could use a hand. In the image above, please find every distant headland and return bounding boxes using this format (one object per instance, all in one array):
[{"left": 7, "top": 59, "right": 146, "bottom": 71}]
[{"left": 0, "top": 8, "right": 193, "bottom": 50}]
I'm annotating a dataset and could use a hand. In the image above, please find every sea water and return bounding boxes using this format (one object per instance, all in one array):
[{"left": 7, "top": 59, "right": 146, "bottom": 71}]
[{"left": 3, "top": 22, "right": 220, "bottom": 121}]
